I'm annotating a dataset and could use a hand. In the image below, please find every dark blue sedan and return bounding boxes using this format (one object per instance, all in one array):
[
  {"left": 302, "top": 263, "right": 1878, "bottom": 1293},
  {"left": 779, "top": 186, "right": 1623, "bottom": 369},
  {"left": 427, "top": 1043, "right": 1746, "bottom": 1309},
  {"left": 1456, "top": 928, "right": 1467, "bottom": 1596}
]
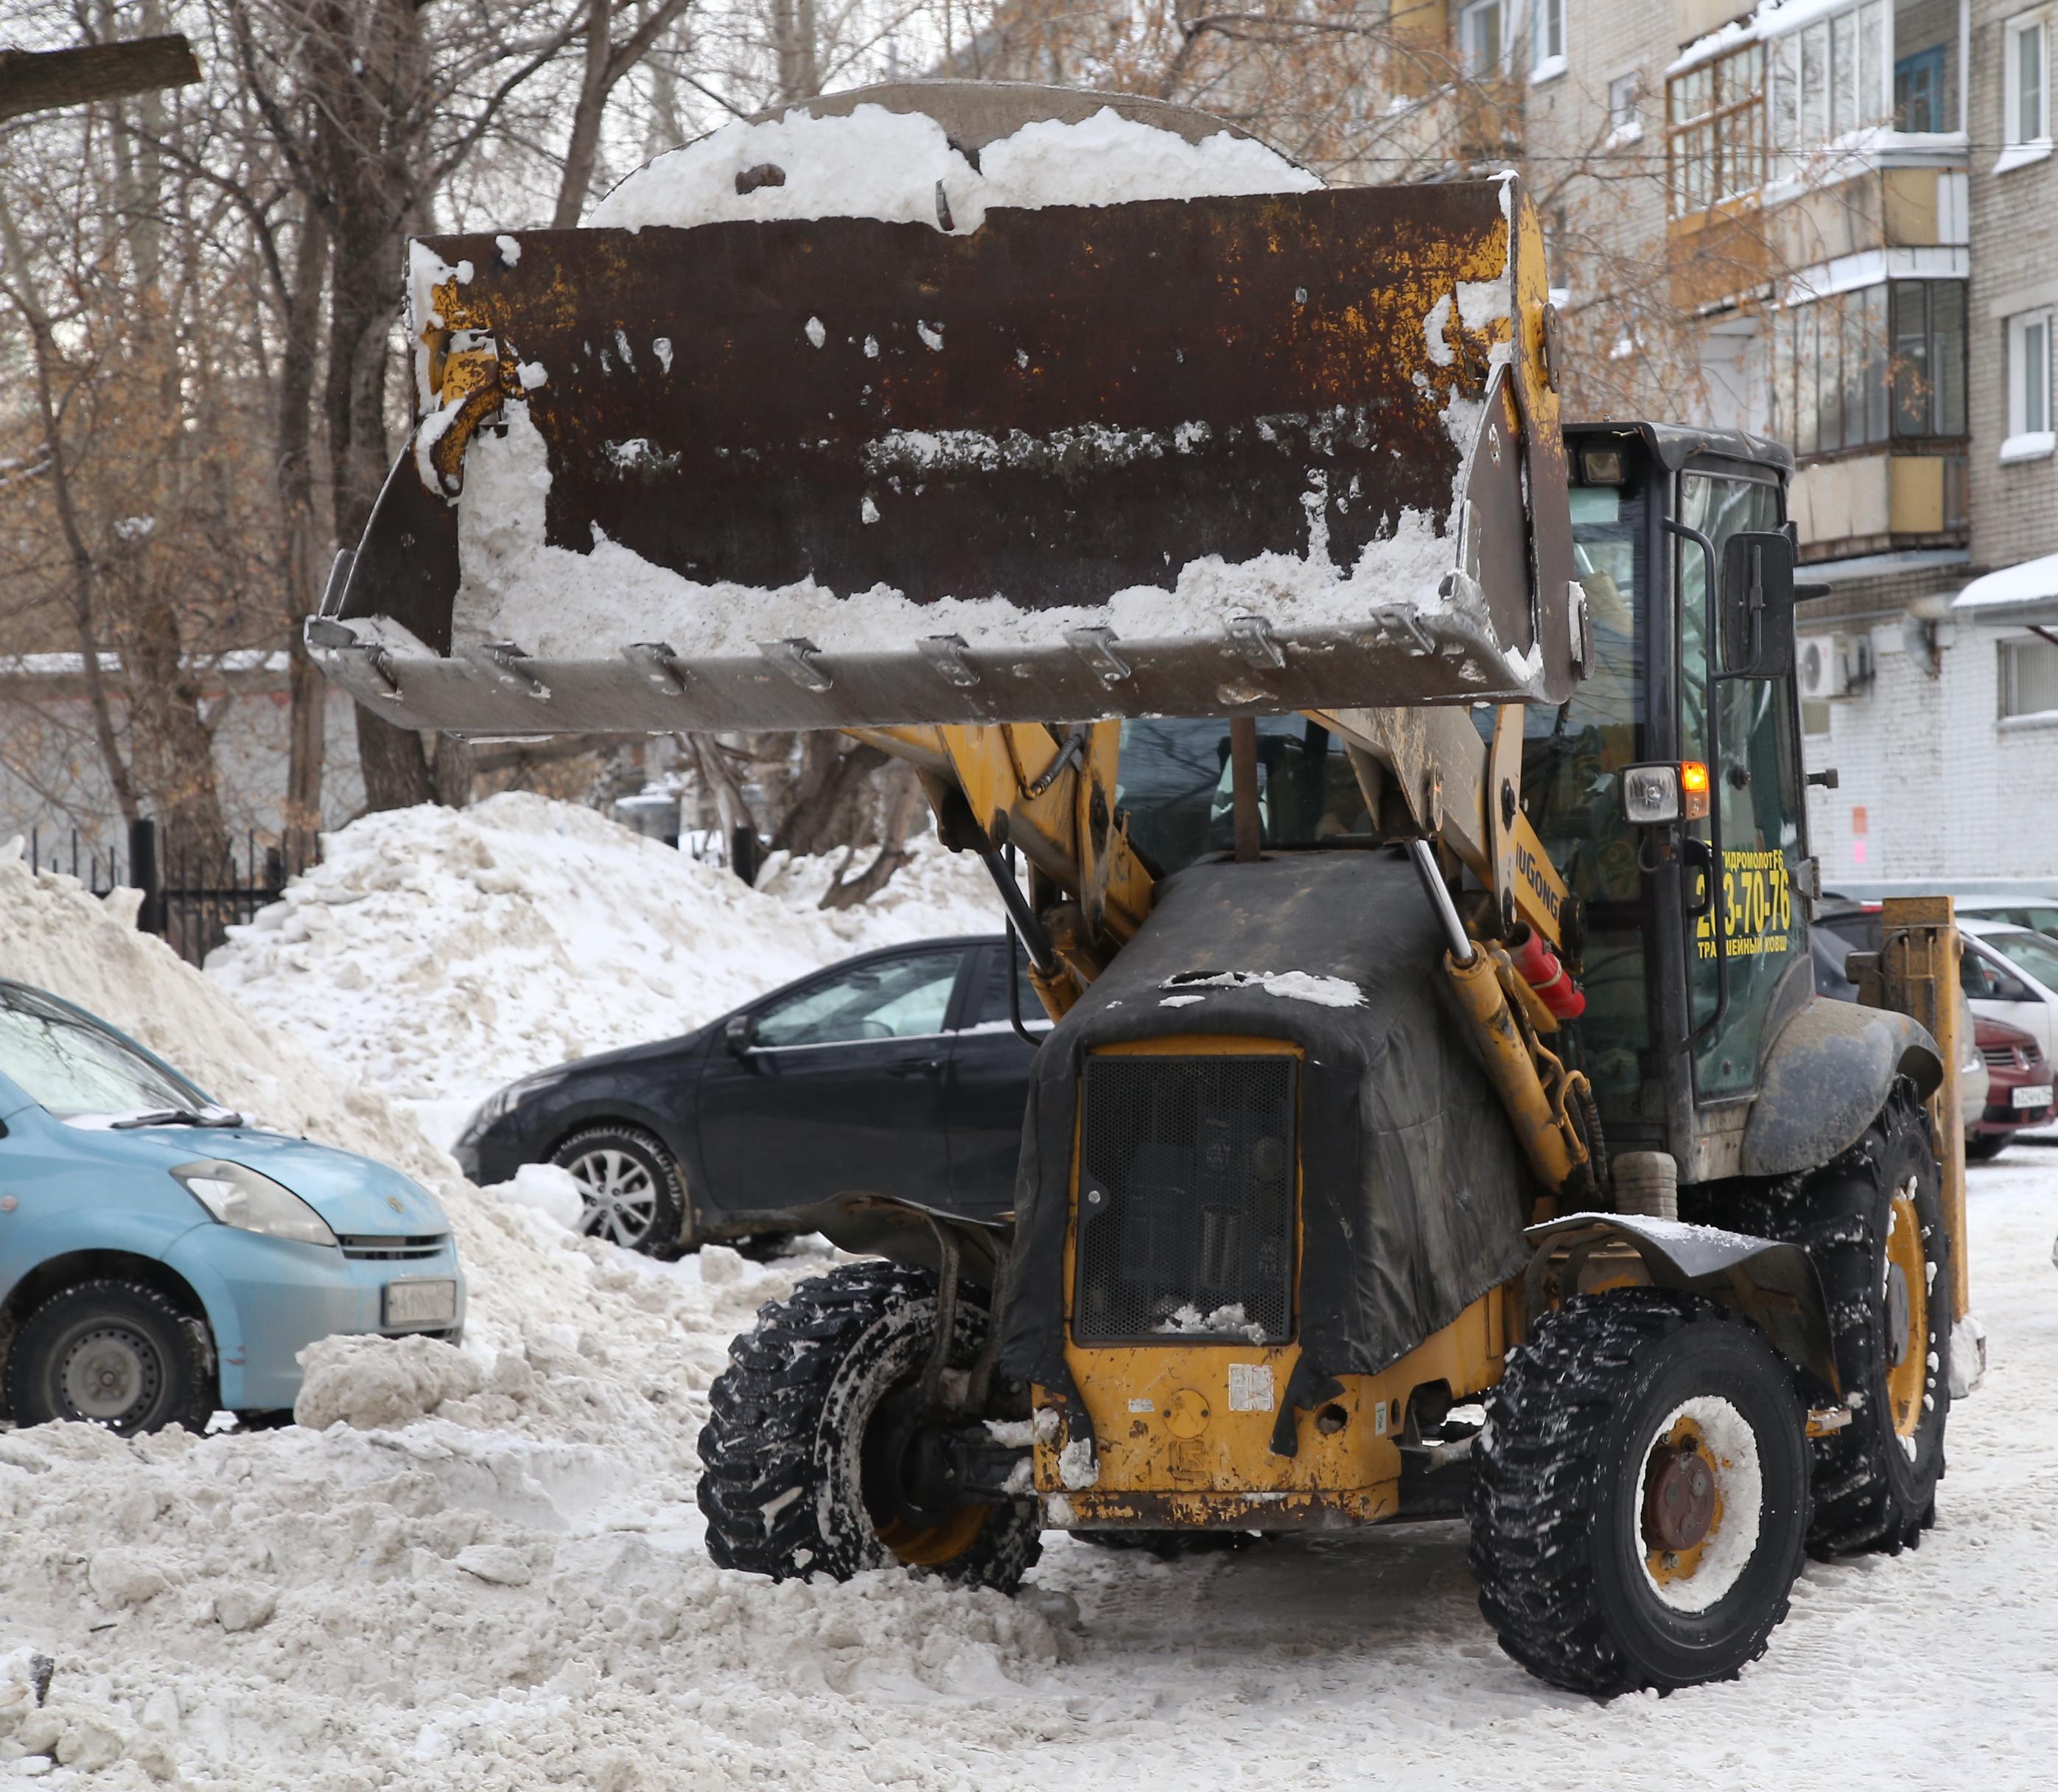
[{"left": 452, "top": 935, "right": 1044, "bottom": 1256}]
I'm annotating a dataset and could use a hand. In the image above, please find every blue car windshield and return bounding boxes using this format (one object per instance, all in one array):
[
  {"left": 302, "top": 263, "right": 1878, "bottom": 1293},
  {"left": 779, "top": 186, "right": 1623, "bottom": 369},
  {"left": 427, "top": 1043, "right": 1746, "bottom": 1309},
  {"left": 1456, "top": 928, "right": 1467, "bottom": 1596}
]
[{"left": 0, "top": 987, "right": 200, "bottom": 1119}]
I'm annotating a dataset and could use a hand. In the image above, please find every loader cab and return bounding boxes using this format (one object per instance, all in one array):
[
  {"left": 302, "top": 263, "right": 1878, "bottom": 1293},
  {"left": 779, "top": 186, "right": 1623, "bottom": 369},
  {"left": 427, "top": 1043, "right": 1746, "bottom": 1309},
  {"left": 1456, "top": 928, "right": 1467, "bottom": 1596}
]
[{"left": 1544, "top": 422, "right": 1811, "bottom": 1178}]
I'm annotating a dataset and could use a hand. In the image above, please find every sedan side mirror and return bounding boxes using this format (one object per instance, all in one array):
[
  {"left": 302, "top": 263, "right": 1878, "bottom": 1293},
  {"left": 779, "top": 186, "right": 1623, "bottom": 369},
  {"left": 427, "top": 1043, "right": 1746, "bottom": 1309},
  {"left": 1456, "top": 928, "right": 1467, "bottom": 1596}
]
[
  {"left": 724, "top": 1013, "right": 755, "bottom": 1055},
  {"left": 1719, "top": 531, "right": 1798, "bottom": 680}
]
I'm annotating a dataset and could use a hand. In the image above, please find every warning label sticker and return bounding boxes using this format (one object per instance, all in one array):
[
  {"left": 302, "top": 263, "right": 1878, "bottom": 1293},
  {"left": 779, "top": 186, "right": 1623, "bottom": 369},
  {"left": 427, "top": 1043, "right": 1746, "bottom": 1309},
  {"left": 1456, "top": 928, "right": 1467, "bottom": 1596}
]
[{"left": 1227, "top": 1363, "right": 1275, "bottom": 1413}]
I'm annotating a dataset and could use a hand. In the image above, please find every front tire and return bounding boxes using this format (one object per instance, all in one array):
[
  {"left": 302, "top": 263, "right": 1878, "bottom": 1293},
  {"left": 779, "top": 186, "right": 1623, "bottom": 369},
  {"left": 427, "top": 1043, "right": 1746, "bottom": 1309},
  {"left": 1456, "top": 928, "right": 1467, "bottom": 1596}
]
[
  {"left": 552, "top": 1124, "right": 692, "bottom": 1259},
  {"left": 7, "top": 1281, "right": 216, "bottom": 1437},
  {"left": 697, "top": 1261, "right": 1042, "bottom": 1592},
  {"left": 1468, "top": 1290, "right": 1810, "bottom": 1695}
]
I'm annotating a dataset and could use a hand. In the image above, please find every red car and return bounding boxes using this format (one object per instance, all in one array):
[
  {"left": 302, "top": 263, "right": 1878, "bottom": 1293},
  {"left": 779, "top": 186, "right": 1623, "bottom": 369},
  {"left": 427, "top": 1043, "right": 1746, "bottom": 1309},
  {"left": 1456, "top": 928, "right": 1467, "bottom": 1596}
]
[{"left": 1970, "top": 1015, "right": 2055, "bottom": 1160}]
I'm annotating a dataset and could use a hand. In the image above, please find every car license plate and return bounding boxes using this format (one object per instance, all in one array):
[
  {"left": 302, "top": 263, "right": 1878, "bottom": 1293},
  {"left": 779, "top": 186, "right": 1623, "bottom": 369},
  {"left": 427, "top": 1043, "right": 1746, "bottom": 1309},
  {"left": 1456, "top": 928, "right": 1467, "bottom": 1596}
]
[
  {"left": 2012, "top": 1084, "right": 2054, "bottom": 1110},
  {"left": 383, "top": 1278, "right": 457, "bottom": 1326}
]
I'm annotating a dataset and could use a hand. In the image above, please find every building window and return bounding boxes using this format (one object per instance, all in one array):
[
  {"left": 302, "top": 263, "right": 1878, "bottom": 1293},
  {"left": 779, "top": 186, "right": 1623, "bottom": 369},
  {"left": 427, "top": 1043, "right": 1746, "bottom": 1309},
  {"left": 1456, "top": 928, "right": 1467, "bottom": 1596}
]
[
  {"left": 1668, "top": 43, "right": 1765, "bottom": 214},
  {"left": 1891, "top": 281, "right": 1967, "bottom": 438},
  {"left": 1895, "top": 43, "right": 1947, "bottom": 130},
  {"left": 2007, "top": 13, "right": 2049, "bottom": 144},
  {"left": 1533, "top": 0, "right": 1567, "bottom": 78},
  {"left": 1459, "top": 0, "right": 1506, "bottom": 77},
  {"left": 1774, "top": 282, "right": 1968, "bottom": 458},
  {"left": 2000, "top": 636, "right": 2058, "bottom": 720},
  {"left": 2005, "top": 310, "right": 2054, "bottom": 461},
  {"left": 1609, "top": 71, "right": 1643, "bottom": 139}
]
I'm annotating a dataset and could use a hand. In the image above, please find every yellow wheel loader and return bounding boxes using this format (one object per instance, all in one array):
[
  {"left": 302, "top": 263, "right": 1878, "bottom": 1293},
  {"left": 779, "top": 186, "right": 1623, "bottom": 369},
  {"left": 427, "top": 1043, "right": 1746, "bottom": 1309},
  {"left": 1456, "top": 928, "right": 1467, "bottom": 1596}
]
[{"left": 311, "top": 83, "right": 1970, "bottom": 1694}]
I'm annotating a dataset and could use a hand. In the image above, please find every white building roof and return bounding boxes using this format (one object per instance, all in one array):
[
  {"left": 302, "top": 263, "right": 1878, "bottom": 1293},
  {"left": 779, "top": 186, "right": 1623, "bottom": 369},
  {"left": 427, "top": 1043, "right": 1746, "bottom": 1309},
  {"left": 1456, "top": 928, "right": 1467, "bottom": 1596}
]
[{"left": 1953, "top": 553, "right": 2058, "bottom": 623}]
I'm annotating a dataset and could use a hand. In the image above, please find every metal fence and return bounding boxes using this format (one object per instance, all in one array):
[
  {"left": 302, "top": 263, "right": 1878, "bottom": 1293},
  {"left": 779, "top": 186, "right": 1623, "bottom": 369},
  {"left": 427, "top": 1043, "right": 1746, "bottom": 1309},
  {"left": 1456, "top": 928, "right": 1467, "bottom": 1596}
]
[{"left": 24, "top": 820, "right": 318, "bottom": 967}]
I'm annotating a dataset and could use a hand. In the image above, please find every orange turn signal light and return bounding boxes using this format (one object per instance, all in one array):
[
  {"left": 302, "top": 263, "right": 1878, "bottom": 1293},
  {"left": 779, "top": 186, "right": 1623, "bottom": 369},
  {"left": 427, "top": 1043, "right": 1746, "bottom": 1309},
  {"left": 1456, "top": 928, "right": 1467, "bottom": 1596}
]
[{"left": 1680, "top": 760, "right": 1712, "bottom": 820}]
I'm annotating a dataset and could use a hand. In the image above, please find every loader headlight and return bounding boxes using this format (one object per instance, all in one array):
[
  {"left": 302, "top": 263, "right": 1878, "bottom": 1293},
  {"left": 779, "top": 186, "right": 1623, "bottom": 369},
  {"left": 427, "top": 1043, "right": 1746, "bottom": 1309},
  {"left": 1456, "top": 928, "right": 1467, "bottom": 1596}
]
[
  {"left": 173, "top": 1160, "right": 337, "bottom": 1247},
  {"left": 1622, "top": 761, "right": 1712, "bottom": 825}
]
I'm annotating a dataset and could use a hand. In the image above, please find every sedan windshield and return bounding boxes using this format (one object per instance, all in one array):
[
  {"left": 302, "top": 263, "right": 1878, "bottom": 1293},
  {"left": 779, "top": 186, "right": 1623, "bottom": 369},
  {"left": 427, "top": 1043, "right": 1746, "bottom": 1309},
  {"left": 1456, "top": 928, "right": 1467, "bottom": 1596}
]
[
  {"left": 1980, "top": 931, "right": 2058, "bottom": 994},
  {"left": 0, "top": 986, "right": 202, "bottom": 1119}
]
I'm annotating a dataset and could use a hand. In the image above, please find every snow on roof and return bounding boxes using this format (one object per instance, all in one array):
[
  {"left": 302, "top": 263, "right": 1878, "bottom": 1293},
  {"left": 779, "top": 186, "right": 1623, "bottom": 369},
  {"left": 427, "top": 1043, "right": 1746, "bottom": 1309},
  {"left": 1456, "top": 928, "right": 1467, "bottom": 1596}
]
[{"left": 1953, "top": 552, "right": 2058, "bottom": 620}]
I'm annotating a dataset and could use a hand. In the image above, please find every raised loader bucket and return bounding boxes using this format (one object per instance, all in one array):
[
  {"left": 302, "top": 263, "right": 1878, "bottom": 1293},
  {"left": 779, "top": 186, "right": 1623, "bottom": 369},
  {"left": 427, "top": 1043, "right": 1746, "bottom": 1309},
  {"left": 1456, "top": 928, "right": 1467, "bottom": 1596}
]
[{"left": 311, "top": 88, "right": 1580, "bottom": 737}]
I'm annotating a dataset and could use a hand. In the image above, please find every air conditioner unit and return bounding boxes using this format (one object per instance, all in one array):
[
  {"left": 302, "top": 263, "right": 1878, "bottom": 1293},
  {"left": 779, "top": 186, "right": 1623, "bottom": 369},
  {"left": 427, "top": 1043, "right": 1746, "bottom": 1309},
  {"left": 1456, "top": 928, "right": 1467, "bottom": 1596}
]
[{"left": 1799, "top": 634, "right": 1854, "bottom": 700}]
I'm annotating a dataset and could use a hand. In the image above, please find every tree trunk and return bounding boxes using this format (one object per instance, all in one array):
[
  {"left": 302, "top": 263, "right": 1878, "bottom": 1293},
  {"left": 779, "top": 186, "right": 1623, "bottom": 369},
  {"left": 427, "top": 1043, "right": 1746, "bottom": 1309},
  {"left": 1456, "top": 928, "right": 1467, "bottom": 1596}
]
[
  {"left": 430, "top": 733, "right": 475, "bottom": 807},
  {"left": 551, "top": 0, "right": 614, "bottom": 228},
  {"left": 770, "top": 736, "right": 887, "bottom": 856},
  {"left": 277, "top": 200, "right": 329, "bottom": 841},
  {"left": 0, "top": 191, "right": 139, "bottom": 827},
  {"left": 819, "top": 763, "right": 923, "bottom": 909},
  {"left": 685, "top": 732, "right": 758, "bottom": 847}
]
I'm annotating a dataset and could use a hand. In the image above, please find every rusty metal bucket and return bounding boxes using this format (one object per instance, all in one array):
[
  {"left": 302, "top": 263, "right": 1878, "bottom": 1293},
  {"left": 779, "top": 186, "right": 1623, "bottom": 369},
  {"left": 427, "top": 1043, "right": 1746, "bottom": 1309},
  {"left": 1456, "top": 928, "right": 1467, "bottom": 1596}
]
[{"left": 312, "top": 99, "right": 1578, "bottom": 738}]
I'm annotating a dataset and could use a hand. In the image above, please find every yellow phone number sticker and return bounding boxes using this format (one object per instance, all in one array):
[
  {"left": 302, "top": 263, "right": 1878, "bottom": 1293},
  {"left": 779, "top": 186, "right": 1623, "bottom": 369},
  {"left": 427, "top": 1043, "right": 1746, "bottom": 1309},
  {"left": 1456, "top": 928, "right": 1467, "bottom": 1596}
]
[{"left": 1695, "top": 847, "right": 1793, "bottom": 960}]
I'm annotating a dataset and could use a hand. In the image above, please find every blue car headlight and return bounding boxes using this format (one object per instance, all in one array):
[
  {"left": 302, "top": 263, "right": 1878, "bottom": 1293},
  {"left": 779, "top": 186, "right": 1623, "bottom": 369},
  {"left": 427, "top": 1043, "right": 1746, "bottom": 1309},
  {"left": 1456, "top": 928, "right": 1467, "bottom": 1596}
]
[{"left": 172, "top": 1159, "right": 337, "bottom": 1247}]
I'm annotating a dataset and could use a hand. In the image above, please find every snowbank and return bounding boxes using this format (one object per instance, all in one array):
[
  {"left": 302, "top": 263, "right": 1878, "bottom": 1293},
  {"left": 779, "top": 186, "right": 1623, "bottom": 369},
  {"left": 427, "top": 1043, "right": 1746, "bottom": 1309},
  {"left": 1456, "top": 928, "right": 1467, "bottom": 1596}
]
[
  {"left": 205, "top": 791, "right": 1000, "bottom": 1119},
  {"left": 589, "top": 102, "right": 1315, "bottom": 234},
  {"left": 0, "top": 845, "right": 1077, "bottom": 1785}
]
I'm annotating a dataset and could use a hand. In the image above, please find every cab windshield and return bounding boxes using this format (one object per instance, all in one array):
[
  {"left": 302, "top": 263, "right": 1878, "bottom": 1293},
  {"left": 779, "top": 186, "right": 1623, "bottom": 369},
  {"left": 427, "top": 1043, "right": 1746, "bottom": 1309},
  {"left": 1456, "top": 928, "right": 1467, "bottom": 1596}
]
[{"left": 1116, "top": 718, "right": 1375, "bottom": 877}]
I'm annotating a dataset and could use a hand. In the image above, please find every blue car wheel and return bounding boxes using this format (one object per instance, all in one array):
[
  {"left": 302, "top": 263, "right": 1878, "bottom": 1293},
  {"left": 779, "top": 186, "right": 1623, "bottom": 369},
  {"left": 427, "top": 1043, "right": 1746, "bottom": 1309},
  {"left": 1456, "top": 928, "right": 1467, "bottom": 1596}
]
[{"left": 8, "top": 1279, "right": 215, "bottom": 1436}]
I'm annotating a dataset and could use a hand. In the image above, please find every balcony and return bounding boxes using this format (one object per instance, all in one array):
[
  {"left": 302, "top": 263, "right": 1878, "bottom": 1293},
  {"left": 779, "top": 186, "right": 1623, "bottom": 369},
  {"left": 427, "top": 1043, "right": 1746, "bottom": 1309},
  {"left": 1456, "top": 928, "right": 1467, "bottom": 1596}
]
[
  {"left": 1789, "top": 449, "right": 1969, "bottom": 559},
  {"left": 1666, "top": 0, "right": 1970, "bottom": 312}
]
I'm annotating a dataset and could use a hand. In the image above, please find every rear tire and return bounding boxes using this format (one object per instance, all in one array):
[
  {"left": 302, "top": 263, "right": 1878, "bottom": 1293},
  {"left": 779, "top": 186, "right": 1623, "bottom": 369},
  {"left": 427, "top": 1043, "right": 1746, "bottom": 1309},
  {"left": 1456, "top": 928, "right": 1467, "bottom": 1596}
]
[
  {"left": 551, "top": 1124, "right": 692, "bottom": 1260},
  {"left": 697, "top": 1261, "right": 1042, "bottom": 1592},
  {"left": 1468, "top": 1289, "right": 1810, "bottom": 1695},
  {"left": 7, "top": 1281, "right": 215, "bottom": 1437},
  {"left": 1710, "top": 1079, "right": 1950, "bottom": 1555},
  {"left": 1964, "top": 1131, "right": 2006, "bottom": 1162}
]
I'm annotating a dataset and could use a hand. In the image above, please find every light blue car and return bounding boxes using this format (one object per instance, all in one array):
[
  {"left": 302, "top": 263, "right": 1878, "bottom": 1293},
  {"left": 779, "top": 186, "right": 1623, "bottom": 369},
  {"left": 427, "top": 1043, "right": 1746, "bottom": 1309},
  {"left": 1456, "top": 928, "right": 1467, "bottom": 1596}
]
[{"left": 0, "top": 979, "right": 465, "bottom": 1434}]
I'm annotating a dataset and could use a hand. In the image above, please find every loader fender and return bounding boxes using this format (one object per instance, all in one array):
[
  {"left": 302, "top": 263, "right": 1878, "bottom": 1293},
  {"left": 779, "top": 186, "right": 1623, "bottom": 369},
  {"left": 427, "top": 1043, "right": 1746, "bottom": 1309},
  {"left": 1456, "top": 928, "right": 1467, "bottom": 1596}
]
[
  {"left": 1524, "top": 1214, "right": 1840, "bottom": 1400},
  {"left": 1742, "top": 997, "right": 1942, "bottom": 1179},
  {"left": 811, "top": 1194, "right": 1012, "bottom": 1292}
]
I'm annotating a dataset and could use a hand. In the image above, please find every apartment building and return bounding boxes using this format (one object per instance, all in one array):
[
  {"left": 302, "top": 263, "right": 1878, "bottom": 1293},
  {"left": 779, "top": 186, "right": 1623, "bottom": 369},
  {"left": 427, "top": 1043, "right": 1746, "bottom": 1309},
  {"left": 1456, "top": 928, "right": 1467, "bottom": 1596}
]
[{"left": 1432, "top": 0, "right": 2057, "bottom": 882}]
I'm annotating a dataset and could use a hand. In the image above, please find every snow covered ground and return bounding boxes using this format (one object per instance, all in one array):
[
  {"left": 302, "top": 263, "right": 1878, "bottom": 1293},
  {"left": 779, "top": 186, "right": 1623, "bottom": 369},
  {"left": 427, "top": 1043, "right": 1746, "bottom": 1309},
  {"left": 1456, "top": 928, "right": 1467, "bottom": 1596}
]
[{"left": 2, "top": 835, "right": 2056, "bottom": 1787}]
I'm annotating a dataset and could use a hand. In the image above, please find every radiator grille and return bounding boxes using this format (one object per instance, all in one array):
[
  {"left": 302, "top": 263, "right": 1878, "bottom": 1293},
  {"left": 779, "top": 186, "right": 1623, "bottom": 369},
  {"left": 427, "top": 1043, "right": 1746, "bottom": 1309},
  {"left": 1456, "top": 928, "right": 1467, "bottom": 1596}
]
[
  {"left": 337, "top": 1234, "right": 448, "bottom": 1261},
  {"left": 1072, "top": 1054, "right": 1295, "bottom": 1345}
]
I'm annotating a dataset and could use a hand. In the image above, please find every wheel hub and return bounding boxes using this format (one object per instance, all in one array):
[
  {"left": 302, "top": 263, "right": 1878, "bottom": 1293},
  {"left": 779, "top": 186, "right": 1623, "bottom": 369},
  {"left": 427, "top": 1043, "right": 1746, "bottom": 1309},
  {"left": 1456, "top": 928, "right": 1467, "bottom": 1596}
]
[
  {"left": 60, "top": 1326, "right": 157, "bottom": 1424},
  {"left": 1642, "top": 1441, "right": 1718, "bottom": 1553},
  {"left": 1883, "top": 1262, "right": 1911, "bottom": 1368},
  {"left": 564, "top": 1148, "right": 658, "bottom": 1247}
]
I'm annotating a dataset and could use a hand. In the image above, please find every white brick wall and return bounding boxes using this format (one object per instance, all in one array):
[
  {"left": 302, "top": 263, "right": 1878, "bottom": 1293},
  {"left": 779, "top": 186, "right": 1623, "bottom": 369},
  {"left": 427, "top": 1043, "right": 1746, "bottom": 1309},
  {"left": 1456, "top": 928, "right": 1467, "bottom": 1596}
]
[
  {"left": 1802, "top": 620, "right": 2058, "bottom": 881},
  {"left": 1968, "top": 0, "right": 2058, "bottom": 573}
]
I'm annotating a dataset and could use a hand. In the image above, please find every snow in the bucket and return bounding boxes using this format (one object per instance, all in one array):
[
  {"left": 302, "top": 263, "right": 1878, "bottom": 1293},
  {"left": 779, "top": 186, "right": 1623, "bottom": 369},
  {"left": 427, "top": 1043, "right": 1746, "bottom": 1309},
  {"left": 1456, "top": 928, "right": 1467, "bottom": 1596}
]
[{"left": 588, "top": 103, "right": 1317, "bottom": 235}]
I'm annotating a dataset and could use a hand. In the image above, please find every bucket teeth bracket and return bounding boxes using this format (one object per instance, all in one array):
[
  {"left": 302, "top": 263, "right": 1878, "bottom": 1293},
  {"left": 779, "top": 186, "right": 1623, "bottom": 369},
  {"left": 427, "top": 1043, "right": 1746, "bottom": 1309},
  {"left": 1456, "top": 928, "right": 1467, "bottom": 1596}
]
[
  {"left": 919, "top": 634, "right": 981, "bottom": 688},
  {"left": 758, "top": 637, "right": 833, "bottom": 693},
  {"left": 1065, "top": 627, "right": 1130, "bottom": 685},
  {"left": 1227, "top": 614, "right": 1286, "bottom": 670},
  {"left": 467, "top": 640, "right": 550, "bottom": 700},
  {"left": 623, "top": 640, "right": 693, "bottom": 696}
]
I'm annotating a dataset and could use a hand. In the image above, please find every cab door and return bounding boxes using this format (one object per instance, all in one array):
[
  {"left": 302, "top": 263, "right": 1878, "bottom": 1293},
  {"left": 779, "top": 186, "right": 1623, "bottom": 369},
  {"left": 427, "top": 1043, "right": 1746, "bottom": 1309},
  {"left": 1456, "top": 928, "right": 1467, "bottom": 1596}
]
[{"left": 1676, "top": 471, "right": 1809, "bottom": 1102}]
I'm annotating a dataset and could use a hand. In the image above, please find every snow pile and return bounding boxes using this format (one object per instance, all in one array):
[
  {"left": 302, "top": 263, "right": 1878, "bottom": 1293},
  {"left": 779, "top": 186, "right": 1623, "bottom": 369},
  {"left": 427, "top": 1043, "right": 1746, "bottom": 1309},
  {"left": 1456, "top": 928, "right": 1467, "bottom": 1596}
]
[
  {"left": 0, "top": 847, "right": 1080, "bottom": 1785},
  {"left": 589, "top": 102, "right": 1315, "bottom": 234},
  {"left": 204, "top": 791, "right": 998, "bottom": 1116},
  {"left": 293, "top": 1334, "right": 486, "bottom": 1431}
]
